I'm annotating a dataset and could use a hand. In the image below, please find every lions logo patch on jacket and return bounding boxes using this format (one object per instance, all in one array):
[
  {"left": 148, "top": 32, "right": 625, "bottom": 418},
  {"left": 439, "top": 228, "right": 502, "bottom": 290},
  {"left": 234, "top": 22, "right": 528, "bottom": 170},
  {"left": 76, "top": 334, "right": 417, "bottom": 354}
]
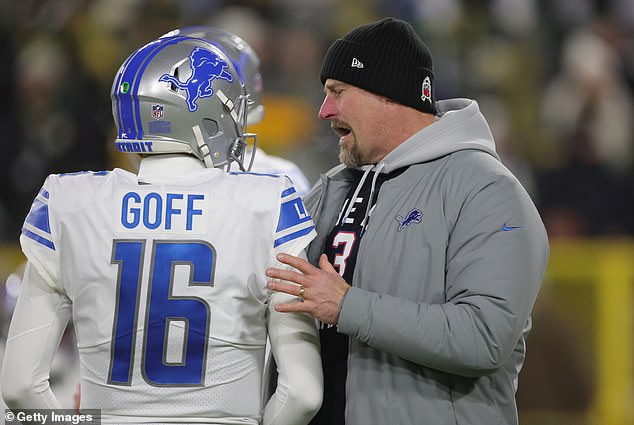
[{"left": 395, "top": 208, "right": 423, "bottom": 231}]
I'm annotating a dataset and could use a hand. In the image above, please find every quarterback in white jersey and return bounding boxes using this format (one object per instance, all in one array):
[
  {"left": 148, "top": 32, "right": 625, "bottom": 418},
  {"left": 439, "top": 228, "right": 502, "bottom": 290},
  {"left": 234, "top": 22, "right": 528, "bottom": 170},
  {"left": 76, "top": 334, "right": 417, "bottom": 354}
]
[{"left": 0, "top": 35, "right": 322, "bottom": 424}]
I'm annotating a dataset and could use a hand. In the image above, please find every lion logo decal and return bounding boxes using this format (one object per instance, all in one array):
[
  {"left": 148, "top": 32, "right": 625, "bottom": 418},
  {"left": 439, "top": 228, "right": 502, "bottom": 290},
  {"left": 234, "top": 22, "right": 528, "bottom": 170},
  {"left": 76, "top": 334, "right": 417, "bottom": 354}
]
[{"left": 159, "top": 47, "right": 233, "bottom": 112}]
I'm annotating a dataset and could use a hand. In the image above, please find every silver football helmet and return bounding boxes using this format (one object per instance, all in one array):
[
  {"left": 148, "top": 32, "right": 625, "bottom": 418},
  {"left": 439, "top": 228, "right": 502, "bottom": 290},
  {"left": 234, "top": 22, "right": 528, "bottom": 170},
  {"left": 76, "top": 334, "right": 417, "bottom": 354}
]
[
  {"left": 161, "top": 26, "right": 264, "bottom": 124},
  {"left": 111, "top": 35, "right": 256, "bottom": 170}
]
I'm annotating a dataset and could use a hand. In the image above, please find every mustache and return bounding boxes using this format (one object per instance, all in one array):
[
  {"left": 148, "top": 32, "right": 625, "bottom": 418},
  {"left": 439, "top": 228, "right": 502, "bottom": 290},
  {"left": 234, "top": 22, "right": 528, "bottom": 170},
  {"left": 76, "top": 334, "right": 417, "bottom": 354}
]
[{"left": 330, "top": 119, "right": 349, "bottom": 130}]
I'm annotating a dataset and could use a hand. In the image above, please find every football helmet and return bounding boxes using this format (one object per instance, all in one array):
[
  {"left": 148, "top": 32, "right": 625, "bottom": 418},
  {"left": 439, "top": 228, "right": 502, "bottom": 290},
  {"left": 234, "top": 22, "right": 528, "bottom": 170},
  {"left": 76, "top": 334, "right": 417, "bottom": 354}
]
[
  {"left": 161, "top": 26, "right": 264, "bottom": 124},
  {"left": 111, "top": 35, "right": 256, "bottom": 170}
]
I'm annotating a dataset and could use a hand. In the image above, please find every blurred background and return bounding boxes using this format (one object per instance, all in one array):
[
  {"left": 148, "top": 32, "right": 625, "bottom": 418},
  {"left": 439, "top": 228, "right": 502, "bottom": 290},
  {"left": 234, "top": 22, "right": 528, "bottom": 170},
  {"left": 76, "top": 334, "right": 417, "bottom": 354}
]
[{"left": 0, "top": 0, "right": 632, "bottom": 424}]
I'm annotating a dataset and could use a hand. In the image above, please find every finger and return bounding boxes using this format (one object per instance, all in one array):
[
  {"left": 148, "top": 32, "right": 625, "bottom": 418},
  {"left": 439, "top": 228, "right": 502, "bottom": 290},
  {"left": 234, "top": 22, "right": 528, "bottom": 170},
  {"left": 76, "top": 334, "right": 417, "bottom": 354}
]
[
  {"left": 318, "top": 253, "right": 338, "bottom": 273},
  {"left": 265, "top": 267, "right": 307, "bottom": 286},
  {"left": 274, "top": 299, "right": 310, "bottom": 314},
  {"left": 276, "top": 253, "right": 316, "bottom": 274},
  {"left": 267, "top": 279, "right": 303, "bottom": 296}
]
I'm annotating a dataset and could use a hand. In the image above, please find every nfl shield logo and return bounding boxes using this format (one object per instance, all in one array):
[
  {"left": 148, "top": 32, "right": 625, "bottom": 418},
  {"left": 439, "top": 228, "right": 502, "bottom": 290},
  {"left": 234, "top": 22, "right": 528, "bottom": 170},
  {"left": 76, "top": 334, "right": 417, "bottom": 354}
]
[{"left": 152, "top": 104, "right": 164, "bottom": 120}]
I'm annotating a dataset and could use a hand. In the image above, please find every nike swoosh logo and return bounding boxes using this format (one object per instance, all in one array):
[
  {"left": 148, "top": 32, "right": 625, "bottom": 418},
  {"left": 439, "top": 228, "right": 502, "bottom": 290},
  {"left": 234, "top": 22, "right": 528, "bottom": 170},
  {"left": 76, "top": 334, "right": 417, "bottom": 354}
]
[{"left": 502, "top": 223, "right": 522, "bottom": 231}]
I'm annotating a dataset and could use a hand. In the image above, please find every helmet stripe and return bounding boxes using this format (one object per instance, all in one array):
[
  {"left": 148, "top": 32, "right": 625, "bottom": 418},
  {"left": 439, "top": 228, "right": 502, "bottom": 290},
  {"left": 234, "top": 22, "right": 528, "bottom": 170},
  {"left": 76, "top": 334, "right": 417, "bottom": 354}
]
[
  {"left": 113, "top": 49, "right": 138, "bottom": 140},
  {"left": 114, "top": 36, "right": 189, "bottom": 141},
  {"left": 114, "top": 43, "right": 153, "bottom": 140}
]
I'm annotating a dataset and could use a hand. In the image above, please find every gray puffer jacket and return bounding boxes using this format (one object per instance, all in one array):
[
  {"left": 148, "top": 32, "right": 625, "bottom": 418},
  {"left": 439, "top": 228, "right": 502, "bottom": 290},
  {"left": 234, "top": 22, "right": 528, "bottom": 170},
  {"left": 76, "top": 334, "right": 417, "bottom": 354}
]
[{"left": 304, "top": 98, "right": 549, "bottom": 425}]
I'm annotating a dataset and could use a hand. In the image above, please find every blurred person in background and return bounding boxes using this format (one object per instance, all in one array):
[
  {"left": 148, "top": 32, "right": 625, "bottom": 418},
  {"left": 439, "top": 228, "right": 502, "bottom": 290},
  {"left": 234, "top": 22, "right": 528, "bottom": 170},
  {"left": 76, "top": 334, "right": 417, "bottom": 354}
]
[
  {"left": 542, "top": 19, "right": 633, "bottom": 172},
  {"left": 265, "top": 17, "right": 549, "bottom": 425},
  {"left": 0, "top": 34, "right": 110, "bottom": 241},
  {"left": 160, "top": 25, "right": 312, "bottom": 196},
  {"left": 1, "top": 35, "right": 322, "bottom": 424},
  {"left": 538, "top": 18, "right": 634, "bottom": 237}
]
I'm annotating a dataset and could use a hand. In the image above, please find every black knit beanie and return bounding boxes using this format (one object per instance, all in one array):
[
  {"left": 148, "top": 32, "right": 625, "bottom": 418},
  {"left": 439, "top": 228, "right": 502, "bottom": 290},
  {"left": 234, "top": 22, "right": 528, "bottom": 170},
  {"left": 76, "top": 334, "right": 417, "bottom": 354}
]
[{"left": 320, "top": 17, "right": 436, "bottom": 114}]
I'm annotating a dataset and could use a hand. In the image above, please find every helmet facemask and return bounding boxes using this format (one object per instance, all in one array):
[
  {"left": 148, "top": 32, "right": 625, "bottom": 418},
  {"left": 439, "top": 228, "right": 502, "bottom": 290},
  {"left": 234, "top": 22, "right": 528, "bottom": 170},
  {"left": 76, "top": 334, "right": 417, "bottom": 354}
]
[{"left": 191, "top": 83, "right": 257, "bottom": 171}]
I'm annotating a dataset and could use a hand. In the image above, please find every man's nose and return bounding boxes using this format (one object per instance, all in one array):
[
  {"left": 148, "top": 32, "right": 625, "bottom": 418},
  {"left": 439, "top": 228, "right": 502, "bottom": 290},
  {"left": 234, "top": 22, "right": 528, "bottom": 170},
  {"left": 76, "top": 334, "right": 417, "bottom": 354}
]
[{"left": 318, "top": 94, "right": 335, "bottom": 120}]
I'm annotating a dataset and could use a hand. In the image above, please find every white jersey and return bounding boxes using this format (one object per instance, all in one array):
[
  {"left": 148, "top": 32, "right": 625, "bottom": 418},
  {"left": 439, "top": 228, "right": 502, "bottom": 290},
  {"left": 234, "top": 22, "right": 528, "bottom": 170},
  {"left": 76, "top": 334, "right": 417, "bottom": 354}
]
[
  {"left": 18, "top": 165, "right": 316, "bottom": 423},
  {"left": 248, "top": 148, "right": 312, "bottom": 197}
]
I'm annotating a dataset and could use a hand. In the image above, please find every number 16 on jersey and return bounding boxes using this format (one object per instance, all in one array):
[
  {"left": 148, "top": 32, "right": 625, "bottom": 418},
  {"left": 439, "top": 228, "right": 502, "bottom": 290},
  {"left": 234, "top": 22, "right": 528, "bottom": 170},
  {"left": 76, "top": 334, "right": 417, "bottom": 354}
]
[{"left": 108, "top": 239, "right": 216, "bottom": 386}]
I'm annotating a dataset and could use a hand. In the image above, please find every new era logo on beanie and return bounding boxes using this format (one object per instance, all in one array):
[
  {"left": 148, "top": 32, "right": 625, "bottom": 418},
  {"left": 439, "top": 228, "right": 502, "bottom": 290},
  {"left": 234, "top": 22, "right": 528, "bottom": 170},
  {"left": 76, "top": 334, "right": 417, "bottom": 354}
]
[
  {"left": 320, "top": 17, "right": 437, "bottom": 115},
  {"left": 351, "top": 58, "right": 364, "bottom": 68}
]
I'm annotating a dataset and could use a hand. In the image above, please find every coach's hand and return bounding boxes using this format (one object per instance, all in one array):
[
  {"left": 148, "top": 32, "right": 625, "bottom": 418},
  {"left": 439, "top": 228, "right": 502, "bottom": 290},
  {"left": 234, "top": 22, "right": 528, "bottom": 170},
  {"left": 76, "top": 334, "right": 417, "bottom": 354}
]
[{"left": 266, "top": 253, "right": 350, "bottom": 325}]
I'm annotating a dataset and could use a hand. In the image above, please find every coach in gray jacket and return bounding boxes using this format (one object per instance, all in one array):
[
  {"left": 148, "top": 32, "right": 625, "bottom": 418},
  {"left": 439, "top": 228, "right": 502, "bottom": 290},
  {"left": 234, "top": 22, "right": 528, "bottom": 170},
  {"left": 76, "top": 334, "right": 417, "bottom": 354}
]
[{"left": 266, "top": 17, "right": 549, "bottom": 425}]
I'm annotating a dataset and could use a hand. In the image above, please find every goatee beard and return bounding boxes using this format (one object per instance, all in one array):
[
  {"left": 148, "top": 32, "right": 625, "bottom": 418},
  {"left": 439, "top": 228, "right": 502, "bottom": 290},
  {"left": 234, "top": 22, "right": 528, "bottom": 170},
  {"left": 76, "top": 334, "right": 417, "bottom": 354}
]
[{"left": 339, "top": 140, "right": 363, "bottom": 168}]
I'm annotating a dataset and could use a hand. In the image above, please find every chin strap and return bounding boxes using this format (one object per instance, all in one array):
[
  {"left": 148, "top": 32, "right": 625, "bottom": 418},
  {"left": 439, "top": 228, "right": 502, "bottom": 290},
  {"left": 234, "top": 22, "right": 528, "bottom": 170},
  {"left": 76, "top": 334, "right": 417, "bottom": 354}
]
[
  {"left": 216, "top": 90, "right": 239, "bottom": 125},
  {"left": 193, "top": 125, "right": 215, "bottom": 168}
]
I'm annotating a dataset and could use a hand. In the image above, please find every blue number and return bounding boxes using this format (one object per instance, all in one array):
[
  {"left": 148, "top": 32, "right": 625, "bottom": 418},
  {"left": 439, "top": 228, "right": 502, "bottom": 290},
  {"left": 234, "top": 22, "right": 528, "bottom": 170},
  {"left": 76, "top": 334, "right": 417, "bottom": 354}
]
[
  {"left": 109, "top": 241, "right": 144, "bottom": 384},
  {"left": 109, "top": 240, "right": 215, "bottom": 386}
]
